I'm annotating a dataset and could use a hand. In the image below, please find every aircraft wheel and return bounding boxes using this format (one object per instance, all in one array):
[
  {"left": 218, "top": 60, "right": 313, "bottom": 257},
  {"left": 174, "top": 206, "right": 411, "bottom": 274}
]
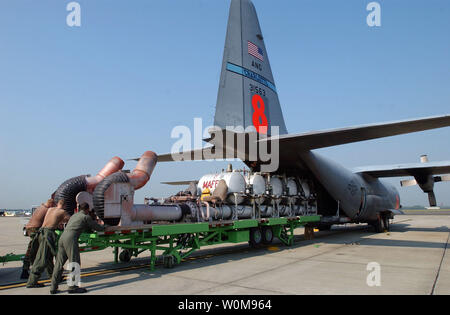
[
  {"left": 119, "top": 250, "right": 131, "bottom": 263},
  {"left": 373, "top": 216, "right": 385, "bottom": 233},
  {"left": 249, "top": 228, "right": 263, "bottom": 248},
  {"left": 383, "top": 216, "right": 390, "bottom": 232},
  {"left": 261, "top": 226, "right": 273, "bottom": 245}
]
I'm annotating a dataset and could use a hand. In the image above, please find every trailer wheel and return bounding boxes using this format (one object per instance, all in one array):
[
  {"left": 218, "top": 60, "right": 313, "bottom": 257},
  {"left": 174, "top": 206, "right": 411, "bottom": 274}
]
[
  {"left": 317, "top": 224, "right": 332, "bottom": 231},
  {"left": 261, "top": 226, "right": 273, "bottom": 245},
  {"left": 119, "top": 250, "right": 131, "bottom": 263},
  {"left": 163, "top": 255, "right": 175, "bottom": 269},
  {"left": 249, "top": 228, "right": 263, "bottom": 248}
]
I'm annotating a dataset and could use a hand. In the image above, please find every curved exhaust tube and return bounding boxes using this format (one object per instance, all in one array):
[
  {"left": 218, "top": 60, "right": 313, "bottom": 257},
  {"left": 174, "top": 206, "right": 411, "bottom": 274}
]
[
  {"left": 128, "top": 151, "right": 157, "bottom": 189},
  {"left": 86, "top": 157, "right": 125, "bottom": 192},
  {"left": 54, "top": 156, "right": 125, "bottom": 215},
  {"left": 92, "top": 151, "right": 158, "bottom": 224}
]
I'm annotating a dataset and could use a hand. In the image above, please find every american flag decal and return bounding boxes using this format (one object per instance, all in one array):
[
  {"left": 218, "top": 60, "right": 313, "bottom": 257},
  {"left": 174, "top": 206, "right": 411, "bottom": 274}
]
[{"left": 248, "top": 41, "right": 264, "bottom": 61}]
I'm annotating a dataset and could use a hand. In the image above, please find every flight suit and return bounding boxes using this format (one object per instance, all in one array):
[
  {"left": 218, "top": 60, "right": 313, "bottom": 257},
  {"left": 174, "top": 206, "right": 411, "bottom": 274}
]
[
  {"left": 50, "top": 211, "right": 105, "bottom": 291},
  {"left": 26, "top": 228, "right": 57, "bottom": 286},
  {"left": 22, "top": 227, "right": 40, "bottom": 272},
  {"left": 22, "top": 204, "right": 50, "bottom": 274}
]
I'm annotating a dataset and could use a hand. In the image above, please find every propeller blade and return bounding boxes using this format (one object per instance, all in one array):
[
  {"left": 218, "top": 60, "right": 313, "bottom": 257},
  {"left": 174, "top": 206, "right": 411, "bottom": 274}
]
[
  {"left": 434, "top": 175, "right": 450, "bottom": 183},
  {"left": 400, "top": 179, "right": 417, "bottom": 187},
  {"left": 441, "top": 174, "right": 450, "bottom": 182},
  {"left": 428, "top": 191, "right": 437, "bottom": 207}
]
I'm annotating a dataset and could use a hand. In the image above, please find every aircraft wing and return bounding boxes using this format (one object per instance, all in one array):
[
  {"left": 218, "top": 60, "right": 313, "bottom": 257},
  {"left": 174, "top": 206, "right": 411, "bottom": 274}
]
[
  {"left": 355, "top": 159, "right": 450, "bottom": 207},
  {"left": 259, "top": 115, "right": 450, "bottom": 151},
  {"left": 353, "top": 161, "right": 450, "bottom": 178}
]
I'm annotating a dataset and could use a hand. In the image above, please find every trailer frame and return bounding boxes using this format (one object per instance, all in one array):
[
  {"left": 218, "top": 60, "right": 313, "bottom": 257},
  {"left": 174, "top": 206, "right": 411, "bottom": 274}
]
[{"left": 75, "top": 215, "right": 321, "bottom": 270}]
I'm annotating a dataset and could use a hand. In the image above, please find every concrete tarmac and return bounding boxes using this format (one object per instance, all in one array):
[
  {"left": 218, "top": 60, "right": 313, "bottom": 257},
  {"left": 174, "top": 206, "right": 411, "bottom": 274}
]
[{"left": 0, "top": 214, "right": 448, "bottom": 295}]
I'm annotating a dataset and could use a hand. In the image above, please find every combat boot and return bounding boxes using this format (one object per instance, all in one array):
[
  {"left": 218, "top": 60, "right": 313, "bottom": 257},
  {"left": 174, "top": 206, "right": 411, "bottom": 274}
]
[
  {"left": 68, "top": 286, "right": 87, "bottom": 294},
  {"left": 20, "top": 269, "right": 29, "bottom": 280}
]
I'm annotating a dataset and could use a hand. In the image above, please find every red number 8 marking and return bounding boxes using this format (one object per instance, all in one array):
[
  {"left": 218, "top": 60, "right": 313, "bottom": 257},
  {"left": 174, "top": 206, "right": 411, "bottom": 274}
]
[{"left": 252, "top": 94, "right": 268, "bottom": 134}]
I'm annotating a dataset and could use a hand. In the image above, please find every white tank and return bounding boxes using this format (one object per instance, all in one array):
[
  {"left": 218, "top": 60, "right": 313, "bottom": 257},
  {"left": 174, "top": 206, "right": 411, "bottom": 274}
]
[
  {"left": 286, "top": 178, "right": 298, "bottom": 196},
  {"left": 259, "top": 205, "right": 273, "bottom": 217},
  {"left": 197, "top": 173, "right": 219, "bottom": 195},
  {"left": 197, "top": 171, "right": 246, "bottom": 204},
  {"left": 300, "top": 180, "right": 310, "bottom": 198},
  {"left": 270, "top": 176, "right": 283, "bottom": 196},
  {"left": 248, "top": 174, "right": 266, "bottom": 195}
]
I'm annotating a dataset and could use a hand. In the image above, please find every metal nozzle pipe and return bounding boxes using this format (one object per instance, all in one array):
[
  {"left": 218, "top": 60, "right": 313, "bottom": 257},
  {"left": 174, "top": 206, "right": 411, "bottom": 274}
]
[
  {"left": 126, "top": 204, "right": 183, "bottom": 222},
  {"left": 128, "top": 151, "right": 158, "bottom": 190},
  {"left": 86, "top": 157, "right": 125, "bottom": 192},
  {"left": 55, "top": 156, "right": 125, "bottom": 215}
]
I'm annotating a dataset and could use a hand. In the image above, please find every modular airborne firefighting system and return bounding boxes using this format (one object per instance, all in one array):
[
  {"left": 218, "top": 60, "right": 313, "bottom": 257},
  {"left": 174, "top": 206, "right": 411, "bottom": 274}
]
[{"left": 45, "top": 0, "right": 450, "bottom": 267}]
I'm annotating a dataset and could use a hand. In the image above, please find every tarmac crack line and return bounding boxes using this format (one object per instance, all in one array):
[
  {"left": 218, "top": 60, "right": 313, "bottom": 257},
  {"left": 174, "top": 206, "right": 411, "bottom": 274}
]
[
  {"left": 166, "top": 274, "right": 288, "bottom": 295},
  {"left": 309, "top": 258, "right": 441, "bottom": 272},
  {"left": 193, "top": 240, "right": 361, "bottom": 295},
  {"left": 430, "top": 231, "right": 449, "bottom": 295},
  {"left": 202, "top": 225, "right": 414, "bottom": 293}
]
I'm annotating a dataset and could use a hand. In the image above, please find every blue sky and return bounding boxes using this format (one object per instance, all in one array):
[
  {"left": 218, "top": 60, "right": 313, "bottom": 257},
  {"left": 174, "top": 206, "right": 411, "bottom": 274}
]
[{"left": 0, "top": 0, "right": 449, "bottom": 208}]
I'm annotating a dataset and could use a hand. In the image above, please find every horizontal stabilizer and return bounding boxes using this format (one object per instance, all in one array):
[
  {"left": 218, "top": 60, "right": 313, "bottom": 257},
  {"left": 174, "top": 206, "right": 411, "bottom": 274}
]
[
  {"left": 161, "top": 180, "right": 198, "bottom": 186},
  {"left": 354, "top": 160, "right": 450, "bottom": 178},
  {"left": 259, "top": 115, "right": 450, "bottom": 151},
  {"left": 157, "top": 148, "right": 211, "bottom": 163},
  {"left": 130, "top": 147, "right": 219, "bottom": 163},
  {"left": 156, "top": 146, "right": 242, "bottom": 163}
]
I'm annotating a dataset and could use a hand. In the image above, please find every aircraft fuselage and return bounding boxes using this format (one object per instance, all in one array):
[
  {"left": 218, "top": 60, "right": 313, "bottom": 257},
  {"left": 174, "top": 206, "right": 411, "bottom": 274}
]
[{"left": 300, "top": 151, "right": 399, "bottom": 222}]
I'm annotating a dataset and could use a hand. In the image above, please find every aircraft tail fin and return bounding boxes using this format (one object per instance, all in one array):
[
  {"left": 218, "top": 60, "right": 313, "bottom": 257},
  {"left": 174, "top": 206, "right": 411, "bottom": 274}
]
[{"left": 214, "top": 0, "right": 288, "bottom": 136}]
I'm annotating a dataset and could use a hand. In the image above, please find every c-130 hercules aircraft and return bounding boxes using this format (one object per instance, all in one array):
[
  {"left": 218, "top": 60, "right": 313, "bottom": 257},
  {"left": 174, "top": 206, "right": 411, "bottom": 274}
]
[
  {"left": 150, "top": 0, "right": 450, "bottom": 232},
  {"left": 75, "top": 0, "right": 450, "bottom": 243}
]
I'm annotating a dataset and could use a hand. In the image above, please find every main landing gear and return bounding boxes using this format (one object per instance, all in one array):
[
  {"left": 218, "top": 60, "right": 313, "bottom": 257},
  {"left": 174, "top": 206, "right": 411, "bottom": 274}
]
[{"left": 372, "top": 213, "right": 391, "bottom": 233}]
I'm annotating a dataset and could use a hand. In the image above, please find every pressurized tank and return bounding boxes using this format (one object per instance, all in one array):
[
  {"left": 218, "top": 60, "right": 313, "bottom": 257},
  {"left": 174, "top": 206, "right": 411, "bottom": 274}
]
[
  {"left": 270, "top": 176, "right": 283, "bottom": 196},
  {"left": 197, "top": 171, "right": 246, "bottom": 204},
  {"left": 286, "top": 178, "right": 298, "bottom": 196},
  {"left": 248, "top": 173, "right": 266, "bottom": 195},
  {"left": 300, "top": 179, "right": 310, "bottom": 198}
]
